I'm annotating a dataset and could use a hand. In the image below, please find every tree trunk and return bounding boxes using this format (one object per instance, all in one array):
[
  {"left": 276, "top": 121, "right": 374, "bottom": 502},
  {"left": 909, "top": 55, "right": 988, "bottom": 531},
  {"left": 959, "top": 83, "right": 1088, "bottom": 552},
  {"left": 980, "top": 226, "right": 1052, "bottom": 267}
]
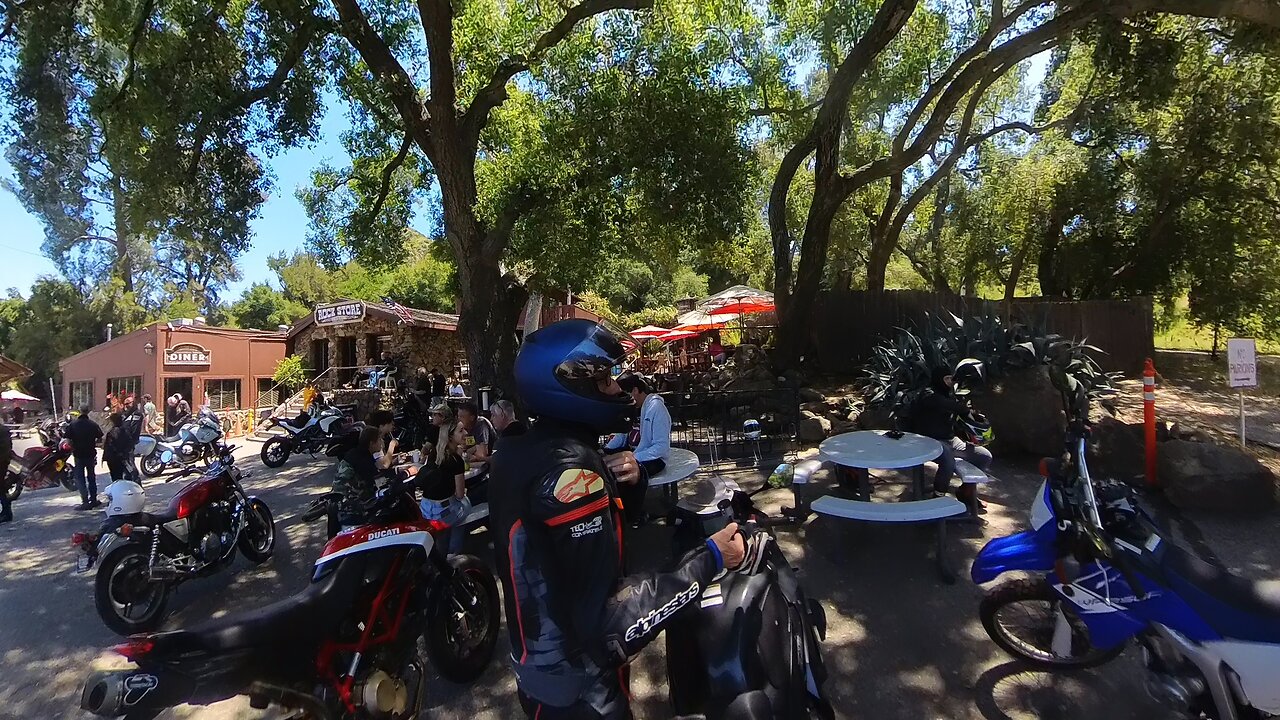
[
  {"left": 1004, "top": 237, "right": 1029, "bottom": 302},
  {"left": 110, "top": 174, "right": 134, "bottom": 293},
  {"left": 926, "top": 172, "right": 952, "bottom": 293},
  {"left": 455, "top": 257, "right": 527, "bottom": 397}
]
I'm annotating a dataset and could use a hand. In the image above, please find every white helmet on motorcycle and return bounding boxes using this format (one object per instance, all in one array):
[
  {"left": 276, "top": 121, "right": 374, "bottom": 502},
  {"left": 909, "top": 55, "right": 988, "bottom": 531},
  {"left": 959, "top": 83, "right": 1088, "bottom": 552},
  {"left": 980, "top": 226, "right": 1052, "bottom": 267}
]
[{"left": 103, "top": 480, "right": 145, "bottom": 516}]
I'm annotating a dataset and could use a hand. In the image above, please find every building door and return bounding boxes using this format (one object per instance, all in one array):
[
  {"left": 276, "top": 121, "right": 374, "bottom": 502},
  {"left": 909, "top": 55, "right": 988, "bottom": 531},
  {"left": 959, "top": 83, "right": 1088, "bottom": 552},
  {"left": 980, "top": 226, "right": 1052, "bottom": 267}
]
[
  {"left": 311, "top": 339, "right": 330, "bottom": 377},
  {"left": 337, "top": 336, "right": 357, "bottom": 384},
  {"left": 164, "top": 376, "right": 193, "bottom": 404},
  {"left": 163, "top": 377, "right": 194, "bottom": 434}
]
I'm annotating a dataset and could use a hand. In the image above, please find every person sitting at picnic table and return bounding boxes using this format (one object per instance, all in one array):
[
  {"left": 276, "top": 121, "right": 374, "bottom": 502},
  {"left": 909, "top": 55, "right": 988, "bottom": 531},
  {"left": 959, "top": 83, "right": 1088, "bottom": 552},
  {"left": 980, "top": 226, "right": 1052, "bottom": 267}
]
[
  {"left": 707, "top": 333, "right": 727, "bottom": 365},
  {"left": 614, "top": 371, "right": 672, "bottom": 527},
  {"left": 488, "top": 399, "right": 527, "bottom": 441},
  {"left": 9, "top": 404, "right": 24, "bottom": 425},
  {"left": 913, "top": 367, "right": 993, "bottom": 509},
  {"left": 447, "top": 376, "right": 466, "bottom": 398},
  {"left": 456, "top": 401, "right": 496, "bottom": 466}
]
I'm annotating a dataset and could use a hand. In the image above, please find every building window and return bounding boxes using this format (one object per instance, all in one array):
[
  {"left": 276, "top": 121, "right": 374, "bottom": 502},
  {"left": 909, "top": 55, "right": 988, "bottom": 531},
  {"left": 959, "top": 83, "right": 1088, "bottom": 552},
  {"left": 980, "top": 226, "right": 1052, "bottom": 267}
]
[
  {"left": 256, "top": 378, "right": 279, "bottom": 409},
  {"left": 69, "top": 380, "right": 94, "bottom": 411},
  {"left": 205, "top": 379, "right": 242, "bottom": 411},
  {"left": 366, "top": 334, "right": 380, "bottom": 363},
  {"left": 106, "top": 376, "right": 143, "bottom": 402}
]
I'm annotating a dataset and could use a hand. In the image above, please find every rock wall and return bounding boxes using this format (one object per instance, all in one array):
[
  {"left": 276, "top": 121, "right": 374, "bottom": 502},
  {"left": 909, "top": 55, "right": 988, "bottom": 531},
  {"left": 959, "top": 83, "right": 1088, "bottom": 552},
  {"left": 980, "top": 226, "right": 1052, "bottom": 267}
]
[{"left": 290, "top": 315, "right": 464, "bottom": 379}]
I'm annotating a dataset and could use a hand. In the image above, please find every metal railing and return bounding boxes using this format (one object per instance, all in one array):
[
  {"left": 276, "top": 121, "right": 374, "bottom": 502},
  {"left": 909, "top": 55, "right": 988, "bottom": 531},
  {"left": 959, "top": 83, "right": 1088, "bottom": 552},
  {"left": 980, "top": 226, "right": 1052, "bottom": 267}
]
[{"left": 661, "top": 387, "right": 800, "bottom": 468}]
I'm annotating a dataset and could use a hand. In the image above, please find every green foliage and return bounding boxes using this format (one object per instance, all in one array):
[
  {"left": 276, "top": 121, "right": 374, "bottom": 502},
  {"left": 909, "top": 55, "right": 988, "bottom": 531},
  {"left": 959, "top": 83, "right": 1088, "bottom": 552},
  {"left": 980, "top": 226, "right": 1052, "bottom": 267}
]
[
  {"left": 1, "top": 0, "right": 325, "bottom": 313},
  {"left": 253, "top": 247, "right": 458, "bottom": 315},
  {"left": 3, "top": 277, "right": 102, "bottom": 392},
  {"left": 272, "top": 355, "right": 309, "bottom": 392},
  {"left": 861, "top": 312, "right": 1117, "bottom": 423},
  {"left": 574, "top": 292, "right": 622, "bottom": 327},
  {"left": 624, "top": 306, "right": 680, "bottom": 331},
  {"left": 229, "top": 284, "right": 309, "bottom": 330}
]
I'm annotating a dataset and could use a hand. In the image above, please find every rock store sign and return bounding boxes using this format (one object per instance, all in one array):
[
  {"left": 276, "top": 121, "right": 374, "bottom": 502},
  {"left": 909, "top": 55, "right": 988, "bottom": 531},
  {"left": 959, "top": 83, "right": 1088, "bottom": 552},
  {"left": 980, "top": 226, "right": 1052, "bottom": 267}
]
[
  {"left": 165, "top": 343, "right": 211, "bottom": 366},
  {"left": 315, "top": 301, "right": 365, "bottom": 327}
]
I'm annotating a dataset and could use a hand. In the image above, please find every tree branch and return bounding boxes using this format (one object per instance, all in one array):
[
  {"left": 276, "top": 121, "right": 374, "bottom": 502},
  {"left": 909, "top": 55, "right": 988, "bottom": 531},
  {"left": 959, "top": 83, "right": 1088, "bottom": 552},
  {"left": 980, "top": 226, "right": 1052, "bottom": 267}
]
[
  {"left": 108, "top": 0, "right": 157, "bottom": 108},
  {"left": 417, "top": 0, "right": 457, "bottom": 123},
  {"left": 187, "top": 15, "right": 319, "bottom": 178},
  {"left": 368, "top": 133, "right": 414, "bottom": 221},
  {"left": 749, "top": 97, "right": 825, "bottom": 118},
  {"left": 461, "top": 0, "right": 653, "bottom": 144}
]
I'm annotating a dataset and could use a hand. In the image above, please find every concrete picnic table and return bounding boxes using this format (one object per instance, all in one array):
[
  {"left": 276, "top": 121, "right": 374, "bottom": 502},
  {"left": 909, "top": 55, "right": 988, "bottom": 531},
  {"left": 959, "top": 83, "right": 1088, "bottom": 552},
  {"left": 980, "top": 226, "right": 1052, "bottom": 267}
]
[
  {"left": 648, "top": 447, "right": 700, "bottom": 504},
  {"left": 818, "top": 430, "right": 944, "bottom": 500}
]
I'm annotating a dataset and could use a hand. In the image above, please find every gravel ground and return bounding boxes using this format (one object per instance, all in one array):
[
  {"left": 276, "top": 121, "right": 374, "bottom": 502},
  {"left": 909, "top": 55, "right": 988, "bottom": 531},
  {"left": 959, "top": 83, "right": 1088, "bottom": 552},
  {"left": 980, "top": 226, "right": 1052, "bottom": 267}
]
[{"left": 2, "top": 437, "right": 1244, "bottom": 720}]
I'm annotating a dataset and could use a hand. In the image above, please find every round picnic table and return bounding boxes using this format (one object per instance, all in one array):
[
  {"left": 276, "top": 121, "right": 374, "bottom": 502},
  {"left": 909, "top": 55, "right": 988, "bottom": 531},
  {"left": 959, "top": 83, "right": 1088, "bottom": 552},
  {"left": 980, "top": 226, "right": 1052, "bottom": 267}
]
[
  {"left": 648, "top": 448, "right": 700, "bottom": 503},
  {"left": 818, "top": 430, "right": 943, "bottom": 500}
]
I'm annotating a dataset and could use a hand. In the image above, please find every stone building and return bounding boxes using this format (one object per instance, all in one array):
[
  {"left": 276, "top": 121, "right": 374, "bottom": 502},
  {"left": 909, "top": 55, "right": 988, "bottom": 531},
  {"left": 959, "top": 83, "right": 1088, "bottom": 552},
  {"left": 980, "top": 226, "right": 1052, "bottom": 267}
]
[{"left": 286, "top": 300, "right": 465, "bottom": 384}]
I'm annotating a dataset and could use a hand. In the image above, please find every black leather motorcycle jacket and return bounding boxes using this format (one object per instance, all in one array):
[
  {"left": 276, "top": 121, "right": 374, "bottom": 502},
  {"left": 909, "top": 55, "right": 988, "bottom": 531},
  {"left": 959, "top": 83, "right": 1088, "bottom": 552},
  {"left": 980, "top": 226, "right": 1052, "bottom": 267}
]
[{"left": 489, "top": 418, "right": 722, "bottom": 708}]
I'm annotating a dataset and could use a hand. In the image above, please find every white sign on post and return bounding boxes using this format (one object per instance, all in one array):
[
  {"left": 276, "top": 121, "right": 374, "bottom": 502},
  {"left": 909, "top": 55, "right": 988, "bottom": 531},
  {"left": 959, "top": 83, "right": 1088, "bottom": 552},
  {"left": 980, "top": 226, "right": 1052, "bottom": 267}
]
[
  {"left": 1228, "top": 338, "right": 1258, "bottom": 388},
  {"left": 1227, "top": 338, "right": 1257, "bottom": 448}
]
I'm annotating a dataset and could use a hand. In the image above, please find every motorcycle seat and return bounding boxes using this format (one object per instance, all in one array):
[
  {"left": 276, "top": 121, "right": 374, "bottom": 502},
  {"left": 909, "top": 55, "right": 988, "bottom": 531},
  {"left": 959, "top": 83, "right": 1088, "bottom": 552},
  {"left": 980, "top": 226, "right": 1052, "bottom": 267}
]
[
  {"left": 160, "top": 435, "right": 182, "bottom": 444},
  {"left": 100, "top": 511, "right": 176, "bottom": 532},
  {"left": 1161, "top": 542, "right": 1280, "bottom": 642},
  {"left": 148, "top": 557, "right": 357, "bottom": 656}
]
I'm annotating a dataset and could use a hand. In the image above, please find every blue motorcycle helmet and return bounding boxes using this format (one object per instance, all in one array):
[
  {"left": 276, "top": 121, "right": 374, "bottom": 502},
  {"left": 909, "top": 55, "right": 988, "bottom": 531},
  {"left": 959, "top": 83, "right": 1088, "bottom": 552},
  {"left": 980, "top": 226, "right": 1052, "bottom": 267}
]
[{"left": 515, "top": 318, "right": 637, "bottom": 432}]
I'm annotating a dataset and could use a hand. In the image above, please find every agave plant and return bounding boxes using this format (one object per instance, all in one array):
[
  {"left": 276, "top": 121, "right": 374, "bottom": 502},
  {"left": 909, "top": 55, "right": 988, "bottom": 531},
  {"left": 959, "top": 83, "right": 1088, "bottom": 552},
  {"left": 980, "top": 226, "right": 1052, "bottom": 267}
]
[{"left": 860, "top": 311, "right": 1117, "bottom": 422}]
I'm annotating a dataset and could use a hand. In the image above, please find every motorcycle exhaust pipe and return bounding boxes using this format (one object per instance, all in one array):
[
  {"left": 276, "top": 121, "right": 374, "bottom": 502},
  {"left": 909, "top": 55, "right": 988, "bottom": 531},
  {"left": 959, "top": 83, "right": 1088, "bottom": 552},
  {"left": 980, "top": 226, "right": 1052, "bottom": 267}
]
[{"left": 81, "top": 670, "right": 196, "bottom": 717}]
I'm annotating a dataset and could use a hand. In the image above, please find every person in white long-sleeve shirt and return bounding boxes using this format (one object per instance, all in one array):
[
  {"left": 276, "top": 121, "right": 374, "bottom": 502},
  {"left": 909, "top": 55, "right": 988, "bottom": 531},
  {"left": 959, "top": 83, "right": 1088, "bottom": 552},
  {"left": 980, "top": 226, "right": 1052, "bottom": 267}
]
[{"left": 615, "top": 372, "right": 671, "bottom": 526}]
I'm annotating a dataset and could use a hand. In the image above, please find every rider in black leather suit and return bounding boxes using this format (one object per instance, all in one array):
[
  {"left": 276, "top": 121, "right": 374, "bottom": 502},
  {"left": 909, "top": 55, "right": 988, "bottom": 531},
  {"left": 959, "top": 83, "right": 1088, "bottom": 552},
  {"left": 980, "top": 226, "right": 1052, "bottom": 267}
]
[{"left": 490, "top": 319, "right": 743, "bottom": 719}]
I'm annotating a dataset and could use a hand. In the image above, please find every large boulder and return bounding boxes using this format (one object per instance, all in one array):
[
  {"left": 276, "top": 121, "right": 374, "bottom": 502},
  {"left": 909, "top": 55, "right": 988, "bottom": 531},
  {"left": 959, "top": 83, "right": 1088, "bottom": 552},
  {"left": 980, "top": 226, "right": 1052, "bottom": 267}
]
[
  {"left": 1158, "top": 440, "right": 1276, "bottom": 513},
  {"left": 798, "top": 387, "right": 826, "bottom": 403},
  {"left": 855, "top": 404, "right": 896, "bottom": 431},
  {"left": 1088, "top": 417, "right": 1147, "bottom": 485},
  {"left": 970, "top": 365, "right": 1065, "bottom": 456},
  {"left": 798, "top": 410, "right": 831, "bottom": 443}
]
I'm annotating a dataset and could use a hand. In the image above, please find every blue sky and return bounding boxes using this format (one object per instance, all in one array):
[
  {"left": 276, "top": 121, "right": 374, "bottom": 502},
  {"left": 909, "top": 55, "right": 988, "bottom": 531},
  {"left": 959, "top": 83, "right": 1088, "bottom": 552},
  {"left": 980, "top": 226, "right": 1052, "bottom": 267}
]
[
  {"left": 0, "top": 100, "right": 353, "bottom": 298},
  {"left": 1, "top": 50, "right": 1052, "bottom": 301}
]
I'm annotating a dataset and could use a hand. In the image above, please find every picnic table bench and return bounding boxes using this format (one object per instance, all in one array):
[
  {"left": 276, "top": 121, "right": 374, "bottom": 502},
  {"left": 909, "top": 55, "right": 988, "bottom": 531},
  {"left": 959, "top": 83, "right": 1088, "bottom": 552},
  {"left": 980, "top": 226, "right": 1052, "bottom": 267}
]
[{"left": 790, "top": 431, "right": 979, "bottom": 583}]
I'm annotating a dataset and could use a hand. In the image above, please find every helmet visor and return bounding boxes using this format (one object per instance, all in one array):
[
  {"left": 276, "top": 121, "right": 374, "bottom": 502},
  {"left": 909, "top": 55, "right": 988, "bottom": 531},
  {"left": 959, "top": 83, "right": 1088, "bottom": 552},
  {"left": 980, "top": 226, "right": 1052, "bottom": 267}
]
[{"left": 554, "top": 320, "right": 637, "bottom": 384}]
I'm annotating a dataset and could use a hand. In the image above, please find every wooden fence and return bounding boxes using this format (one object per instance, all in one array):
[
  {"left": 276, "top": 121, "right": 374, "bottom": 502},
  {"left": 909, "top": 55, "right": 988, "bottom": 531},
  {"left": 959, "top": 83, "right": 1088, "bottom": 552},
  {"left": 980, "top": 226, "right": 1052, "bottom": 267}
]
[{"left": 808, "top": 290, "right": 1154, "bottom": 375}]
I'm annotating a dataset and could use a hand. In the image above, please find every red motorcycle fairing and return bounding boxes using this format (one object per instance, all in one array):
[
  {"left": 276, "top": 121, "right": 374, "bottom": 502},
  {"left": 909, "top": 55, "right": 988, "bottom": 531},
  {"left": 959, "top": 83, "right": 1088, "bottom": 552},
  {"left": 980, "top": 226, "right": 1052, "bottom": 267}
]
[{"left": 314, "top": 519, "right": 437, "bottom": 572}]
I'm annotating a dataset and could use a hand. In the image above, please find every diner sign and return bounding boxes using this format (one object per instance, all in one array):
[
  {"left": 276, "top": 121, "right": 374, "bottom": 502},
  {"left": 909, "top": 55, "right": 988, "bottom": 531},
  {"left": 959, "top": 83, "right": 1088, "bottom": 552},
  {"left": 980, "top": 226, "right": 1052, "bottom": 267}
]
[
  {"left": 165, "top": 342, "right": 211, "bottom": 366},
  {"left": 315, "top": 301, "right": 365, "bottom": 326}
]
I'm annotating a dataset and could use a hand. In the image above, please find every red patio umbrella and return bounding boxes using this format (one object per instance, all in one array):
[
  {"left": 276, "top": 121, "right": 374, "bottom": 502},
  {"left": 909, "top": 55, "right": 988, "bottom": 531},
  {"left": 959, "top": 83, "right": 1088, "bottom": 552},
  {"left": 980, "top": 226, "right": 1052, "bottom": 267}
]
[
  {"left": 630, "top": 325, "right": 670, "bottom": 339},
  {"left": 673, "top": 310, "right": 738, "bottom": 333},
  {"left": 658, "top": 329, "right": 700, "bottom": 343},
  {"left": 704, "top": 299, "right": 775, "bottom": 315}
]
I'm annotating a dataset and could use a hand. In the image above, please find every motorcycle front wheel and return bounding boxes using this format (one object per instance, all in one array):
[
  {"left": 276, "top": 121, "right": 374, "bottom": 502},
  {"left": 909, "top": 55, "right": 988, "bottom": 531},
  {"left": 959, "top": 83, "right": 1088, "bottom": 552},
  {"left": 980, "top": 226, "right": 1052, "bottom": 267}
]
[
  {"left": 4, "top": 479, "right": 21, "bottom": 502},
  {"left": 260, "top": 438, "right": 291, "bottom": 469},
  {"left": 425, "top": 554, "right": 500, "bottom": 683},
  {"left": 140, "top": 453, "right": 165, "bottom": 478},
  {"left": 237, "top": 499, "right": 276, "bottom": 563},
  {"left": 980, "top": 578, "right": 1125, "bottom": 669},
  {"left": 95, "top": 545, "right": 169, "bottom": 635}
]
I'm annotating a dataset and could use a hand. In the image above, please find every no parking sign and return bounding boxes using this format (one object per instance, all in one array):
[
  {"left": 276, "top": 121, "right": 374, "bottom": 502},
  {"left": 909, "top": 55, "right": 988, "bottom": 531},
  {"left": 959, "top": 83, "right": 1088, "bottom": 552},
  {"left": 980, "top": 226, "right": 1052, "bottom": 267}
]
[{"left": 1227, "top": 338, "right": 1257, "bottom": 447}]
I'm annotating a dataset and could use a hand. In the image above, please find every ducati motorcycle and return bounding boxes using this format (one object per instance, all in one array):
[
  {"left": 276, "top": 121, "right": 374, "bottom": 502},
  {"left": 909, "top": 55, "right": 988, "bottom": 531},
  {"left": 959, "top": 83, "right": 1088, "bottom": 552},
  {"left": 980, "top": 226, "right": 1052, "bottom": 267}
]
[
  {"left": 9, "top": 435, "right": 76, "bottom": 500},
  {"left": 260, "top": 401, "right": 361, "bottom": 469},
  {"left": 137, "top": 409, "right": 224, "bottom": 478},
  {"left": 80, "top": 475, "right": 500, "bottom": 720},
  {"left": 665, "top": 474, "right": 834, "bottom": 719},
  {"left": 973, "top": 381, "right": 1280, "bottom": 719},
  {"left": 73, "top": 444, "right": 276, "bottom": 635}
]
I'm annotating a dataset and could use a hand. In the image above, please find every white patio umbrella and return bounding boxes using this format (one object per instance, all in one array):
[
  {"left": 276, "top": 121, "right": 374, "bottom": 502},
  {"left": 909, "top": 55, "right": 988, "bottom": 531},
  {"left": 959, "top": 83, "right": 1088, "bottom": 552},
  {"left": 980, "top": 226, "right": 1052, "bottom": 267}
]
[{"left": 1, "top": 389, "right": 39, "bottom": 402}]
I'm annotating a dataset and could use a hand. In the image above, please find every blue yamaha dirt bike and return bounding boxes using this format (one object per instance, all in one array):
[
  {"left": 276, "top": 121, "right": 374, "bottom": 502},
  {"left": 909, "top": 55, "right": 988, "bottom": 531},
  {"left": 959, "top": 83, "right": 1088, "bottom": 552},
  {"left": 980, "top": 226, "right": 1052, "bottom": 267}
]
[{"left": 973, "top": 396, "right": 1280, "bottom": 719}]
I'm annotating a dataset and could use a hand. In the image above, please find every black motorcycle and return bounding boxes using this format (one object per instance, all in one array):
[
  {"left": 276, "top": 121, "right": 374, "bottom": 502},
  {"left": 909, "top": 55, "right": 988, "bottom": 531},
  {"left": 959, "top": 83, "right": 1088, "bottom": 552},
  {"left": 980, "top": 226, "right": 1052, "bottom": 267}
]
[
  {"left": 666, "top": 475, "right": 834, "bottom": 719},
  {"left": 74, "top": 445, "right": 276, "bottom": 635},
  {"left": 260, "top": 401, "right": 362, "bottom": 469},
  {"left": 80, "top": 475, "right": 500, "bottom": 720}
]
